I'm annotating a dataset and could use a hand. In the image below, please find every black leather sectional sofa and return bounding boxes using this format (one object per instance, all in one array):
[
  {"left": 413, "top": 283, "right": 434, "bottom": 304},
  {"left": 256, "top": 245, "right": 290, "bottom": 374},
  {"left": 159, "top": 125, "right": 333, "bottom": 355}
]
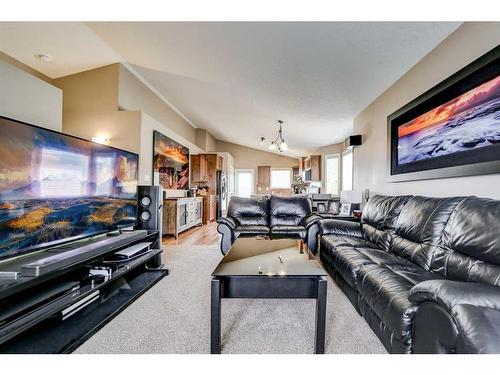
[
  {"left": 217, "top": 195, "right": 320, "bottom": 255},
  {"left": 316, "top": 194, "right": 500, "bottom": 354}
]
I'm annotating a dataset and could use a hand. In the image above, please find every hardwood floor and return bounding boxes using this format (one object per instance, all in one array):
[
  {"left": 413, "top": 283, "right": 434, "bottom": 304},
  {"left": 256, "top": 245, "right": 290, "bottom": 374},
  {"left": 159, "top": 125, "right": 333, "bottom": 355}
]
[{"left": 162, "top": 221, "right": 220, "bottom": 246}]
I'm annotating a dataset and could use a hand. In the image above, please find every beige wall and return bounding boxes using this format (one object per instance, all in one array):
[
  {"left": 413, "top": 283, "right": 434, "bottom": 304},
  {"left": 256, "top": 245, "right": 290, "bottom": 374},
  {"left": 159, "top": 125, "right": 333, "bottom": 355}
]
[
  {"left": 0, "top": 54, "right": 298, "bottom": 196},
  {"left": 307, "top": 142, "right": 345, "bottom": 191},
  {"left": 118, "top": 65, "right": 197, "bottom": 145},
  {"left": 216, "top": 140, "right": 299, "bottom": 192},
  {"left": 0, "top": 56, "right": 62, "bottom": 131},
  {"left": 54, "top": 64, "right": 142, "bottom": 154},
  {"left": 353, "top": 22, "right": 500, "bottom": 199},
  {"left": 195, "top": 128, "right": 217, "bottom": 152},
  {"left": 54, "top": 63, "right": 206, "bottom": 187},
  {"left": 216, "top": 140, "right": 299, "bottom": 169}
]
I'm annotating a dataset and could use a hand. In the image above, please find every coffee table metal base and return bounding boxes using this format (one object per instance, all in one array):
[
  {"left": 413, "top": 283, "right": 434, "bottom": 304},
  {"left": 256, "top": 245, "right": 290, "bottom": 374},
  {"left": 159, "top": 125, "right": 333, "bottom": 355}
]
[{"left": 210, "top": 275, "right": 327, "bottom": 354}]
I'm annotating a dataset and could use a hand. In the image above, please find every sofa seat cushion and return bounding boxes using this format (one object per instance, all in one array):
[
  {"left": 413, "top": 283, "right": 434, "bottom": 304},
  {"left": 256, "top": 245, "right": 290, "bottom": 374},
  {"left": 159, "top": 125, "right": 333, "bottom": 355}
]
[
  {"left": 322, "top": 239, "right": 408, "bottom": 288},
  {"left": 356, "top": 263, "right": 442, "bottom": 343},
  {"left": 234, "top": 225, "right": 270, "bottom": 236},
  {"left": 270, "top": 225, "right": 306, "bottom": 239},
  {"left": 321, "top": 234, "right": 381, "bottom": 251}
]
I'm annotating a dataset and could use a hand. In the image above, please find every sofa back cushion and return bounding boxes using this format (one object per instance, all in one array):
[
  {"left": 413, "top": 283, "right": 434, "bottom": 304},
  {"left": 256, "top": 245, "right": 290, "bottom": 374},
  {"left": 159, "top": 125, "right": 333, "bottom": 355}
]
[
  {"left": 227, "top": 196, "right": 269, "bottom": 226},
  {"left": 269, "top": 195, "right": 311, "bottom": 226},
  {"left": 361, "top": 195, "right": 412, "bottom": 250},
  {"left": 390, "top": 196, "right": 464, "bottom": 271},
  {"left": 430, "top": 197, "right": 500, "bottom": 285}
]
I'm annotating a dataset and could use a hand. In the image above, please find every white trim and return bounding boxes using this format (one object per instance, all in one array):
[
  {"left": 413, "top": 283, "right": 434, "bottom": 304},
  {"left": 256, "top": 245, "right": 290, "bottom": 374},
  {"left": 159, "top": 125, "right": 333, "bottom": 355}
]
[
  {"left": 342, "top": 148, "right": 354, "bottom": 191},
  {"left": 234, "top": 169, "right": 255, "bottom": 197},
  {"left": 121, "top": 61, "right": 199, "bottom": 128},
  {"left": 324, "top": 153, "right": 340, "bottom": 196}
]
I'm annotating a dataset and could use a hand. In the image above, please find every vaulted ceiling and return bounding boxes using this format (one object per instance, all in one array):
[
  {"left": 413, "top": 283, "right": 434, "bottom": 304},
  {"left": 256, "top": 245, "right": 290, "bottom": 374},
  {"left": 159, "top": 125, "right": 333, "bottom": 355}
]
[{"left": 0, "top": 22, "right": 461, "bottom": 155}]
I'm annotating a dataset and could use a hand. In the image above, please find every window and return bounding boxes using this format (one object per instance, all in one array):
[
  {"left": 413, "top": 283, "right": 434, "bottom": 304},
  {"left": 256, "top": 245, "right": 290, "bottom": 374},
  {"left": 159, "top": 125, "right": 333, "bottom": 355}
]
[
  {"left": 271, "top": 168, "right": 292, "bottom": 189},
  {"left": 342, "top": 149, "right": 353, "bottom": 191},
  {"left": 324, "top": 154, "right": 340, "bottom": 196},
  {"left": 234, "top": 169, "right": 254, "bottom": 197}
]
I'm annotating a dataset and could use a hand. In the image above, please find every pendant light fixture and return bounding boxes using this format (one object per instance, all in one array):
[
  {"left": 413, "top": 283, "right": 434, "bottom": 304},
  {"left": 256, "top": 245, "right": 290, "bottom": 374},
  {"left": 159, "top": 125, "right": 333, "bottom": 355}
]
[{"left": 267, "top": 120, "right": 288, "bottom": 153}]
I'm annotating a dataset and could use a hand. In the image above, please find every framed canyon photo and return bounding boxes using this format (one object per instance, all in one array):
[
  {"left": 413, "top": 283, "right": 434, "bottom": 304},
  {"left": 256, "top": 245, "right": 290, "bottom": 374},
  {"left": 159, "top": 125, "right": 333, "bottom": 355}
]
[
  {"left": 388, "top": 45, "right": 500, "bottom": 182},
  {"left": 153, "top": 130, "right": 190, "bottom": 190}
]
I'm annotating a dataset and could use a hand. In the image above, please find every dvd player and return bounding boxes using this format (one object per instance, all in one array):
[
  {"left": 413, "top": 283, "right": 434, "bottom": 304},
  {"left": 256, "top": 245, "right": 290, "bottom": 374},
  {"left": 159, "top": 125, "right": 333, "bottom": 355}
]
[
  {"left": 0, "top": 281, "right": 80, "bottom": 324},
  {"left": 21, "top": 231, "right": 148, "bottom": 277},
  {"left": 105, "top": 242, "right": 152, "bottom": 262},
  {"left": 61, "top": 290, "right": 100, "bottom": 321}
]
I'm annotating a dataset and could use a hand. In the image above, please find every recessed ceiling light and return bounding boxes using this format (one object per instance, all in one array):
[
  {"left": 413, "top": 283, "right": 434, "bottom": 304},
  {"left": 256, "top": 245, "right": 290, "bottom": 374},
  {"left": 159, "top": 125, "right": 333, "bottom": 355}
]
[{"left": 35, "top": 53, "right": 53, "bottom": 63}]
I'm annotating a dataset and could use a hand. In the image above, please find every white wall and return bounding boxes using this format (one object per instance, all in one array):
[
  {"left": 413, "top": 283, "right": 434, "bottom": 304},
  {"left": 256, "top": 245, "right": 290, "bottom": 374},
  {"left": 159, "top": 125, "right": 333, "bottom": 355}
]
[
  {"left": 353, "top": 22, "right": 500, "bottom": 199},
  {"left": 0, "top": 59, "right": 62, "bottom": 131}
]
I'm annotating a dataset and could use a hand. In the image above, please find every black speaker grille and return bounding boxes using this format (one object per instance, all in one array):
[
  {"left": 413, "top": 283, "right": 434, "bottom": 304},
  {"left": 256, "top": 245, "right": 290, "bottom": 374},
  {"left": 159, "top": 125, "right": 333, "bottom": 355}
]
[
  {"left": 140, "top": 211, "right": 151, "bottom": 222},
  {"left": 140, "top": 196, "right": 151, "bottom": 207}
]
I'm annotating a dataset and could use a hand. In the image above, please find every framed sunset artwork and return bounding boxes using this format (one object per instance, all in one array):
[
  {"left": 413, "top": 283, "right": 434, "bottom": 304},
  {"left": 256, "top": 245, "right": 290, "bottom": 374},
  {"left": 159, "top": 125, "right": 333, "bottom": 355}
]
[
  {"left": 153, "top": 131, "right": 190, "bottom": 190},
  {"left": 388, "top": 45, "right": 500, "bottom": 182}
]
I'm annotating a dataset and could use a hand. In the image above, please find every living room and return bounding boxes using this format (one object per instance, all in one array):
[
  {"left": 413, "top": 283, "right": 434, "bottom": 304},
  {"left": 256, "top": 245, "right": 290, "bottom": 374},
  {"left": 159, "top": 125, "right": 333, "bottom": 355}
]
[{"left": 1, "top": 1, "right": 500, "bottom": 373}]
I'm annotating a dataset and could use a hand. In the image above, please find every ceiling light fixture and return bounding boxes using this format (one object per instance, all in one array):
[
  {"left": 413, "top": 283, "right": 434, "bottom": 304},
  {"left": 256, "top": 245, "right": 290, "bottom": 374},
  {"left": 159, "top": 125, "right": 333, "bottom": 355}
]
[{"left": 266, "top": 120, "right": 288, "bottom": 153}]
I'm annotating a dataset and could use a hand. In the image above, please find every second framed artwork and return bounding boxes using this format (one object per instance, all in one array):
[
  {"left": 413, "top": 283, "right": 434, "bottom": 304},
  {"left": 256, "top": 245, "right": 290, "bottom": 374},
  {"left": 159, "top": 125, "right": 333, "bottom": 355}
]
[
  {"left": 388, "top": 45, "right": 500, "bottom": 182},
  {"left": 153, "top": 130, "right": 190, "bottom": 190}
]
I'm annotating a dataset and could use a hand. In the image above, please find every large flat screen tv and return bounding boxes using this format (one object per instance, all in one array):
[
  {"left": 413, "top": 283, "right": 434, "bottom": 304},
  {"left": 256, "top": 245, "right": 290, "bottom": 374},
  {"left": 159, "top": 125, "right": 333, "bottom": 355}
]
[
  {"left": 0, "top": 116, "right": 139, "bottom": 260},
  {"left": 388, "top": 45, "right": 500, "bottom": 182}
]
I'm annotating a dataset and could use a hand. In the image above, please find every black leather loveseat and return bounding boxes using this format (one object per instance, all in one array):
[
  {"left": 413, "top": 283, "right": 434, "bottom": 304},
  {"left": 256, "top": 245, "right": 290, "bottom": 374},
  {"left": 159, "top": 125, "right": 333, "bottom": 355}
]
[
  {"left": 217, "top": 195, "right": 320, "bottom": 255},
  {"left": 317, "top": 194, "right": 500, "bottom": 354}
]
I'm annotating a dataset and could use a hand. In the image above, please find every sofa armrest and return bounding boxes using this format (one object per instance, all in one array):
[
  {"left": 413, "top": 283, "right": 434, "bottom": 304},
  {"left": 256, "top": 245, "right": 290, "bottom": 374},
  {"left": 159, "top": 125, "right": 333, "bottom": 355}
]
[
  {"left": 409, "top": 280, "right": 500, "bottom": 313},
  {"left": 452, "top": 304, "right": 500, "bottom": 354},
  {"left": 300, "top": 214, "right": 322, "bottom": 229},
  {"left": 217, "top": 217, "right": 237, "bottom": 230},
  {"left": 319, "top": 219, "right": 363, "bottom": 238}
]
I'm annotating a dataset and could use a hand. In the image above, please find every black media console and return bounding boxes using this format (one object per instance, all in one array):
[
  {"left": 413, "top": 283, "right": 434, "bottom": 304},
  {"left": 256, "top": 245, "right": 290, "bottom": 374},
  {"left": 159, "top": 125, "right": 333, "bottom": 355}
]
[{"left": 0, "top": 229, "right": 167, "bottom": 353}]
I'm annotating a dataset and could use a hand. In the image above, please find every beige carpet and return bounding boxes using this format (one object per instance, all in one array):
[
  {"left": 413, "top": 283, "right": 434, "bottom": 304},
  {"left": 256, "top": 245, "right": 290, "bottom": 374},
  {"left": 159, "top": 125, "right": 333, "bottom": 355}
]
[{"left": 75, "top": 244, "right": 386, "bottom": 354}]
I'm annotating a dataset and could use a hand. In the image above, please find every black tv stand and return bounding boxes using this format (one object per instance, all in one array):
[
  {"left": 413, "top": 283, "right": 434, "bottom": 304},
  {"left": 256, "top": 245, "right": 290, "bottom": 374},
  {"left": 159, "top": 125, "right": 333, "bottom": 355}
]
[{"left": 0, "top": 229, "right": 167, "bottom": 353}]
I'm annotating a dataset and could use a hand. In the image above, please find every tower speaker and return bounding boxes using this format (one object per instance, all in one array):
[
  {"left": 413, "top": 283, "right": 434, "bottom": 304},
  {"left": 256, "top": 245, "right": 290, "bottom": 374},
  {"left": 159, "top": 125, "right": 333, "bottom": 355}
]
[{"left": 136, "top": 185, "right": 163, "bottom": 237}]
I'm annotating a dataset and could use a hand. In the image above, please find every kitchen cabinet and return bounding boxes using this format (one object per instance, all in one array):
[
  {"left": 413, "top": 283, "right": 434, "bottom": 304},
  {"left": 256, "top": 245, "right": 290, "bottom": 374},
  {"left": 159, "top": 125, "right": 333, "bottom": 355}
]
[
  {"left": 191, "top": 154, "right": 209, "bottom": 182},
  {"left": 191, "top": 154, "right": 223, "bottom": 193},
  {"left": 216, "top": 155, "right": 223, "bottom": 170},
  {"left": 163, "top": 197, "right": 203, "bottom": 238},
  {"left": 292, "top": 166, "right": 300, "bottom": 182},
  {"left": 303, "top": 155, "right": 321, "bottom": 181},
  {"left": 257, "top": 166, "right": 271, "bottom": 194},
  {"left": 203, "top": 194, "right": 217, "bottom": 224}
]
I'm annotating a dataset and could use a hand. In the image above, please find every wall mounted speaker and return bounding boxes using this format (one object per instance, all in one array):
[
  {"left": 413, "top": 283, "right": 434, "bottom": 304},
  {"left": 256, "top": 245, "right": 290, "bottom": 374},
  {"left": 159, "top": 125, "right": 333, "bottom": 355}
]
[
  {"left": 136, "top": 185, "right": 163, "bottom": 237},
  {"left": 344, "top": 135, "right": 362, "bottom": 149}
]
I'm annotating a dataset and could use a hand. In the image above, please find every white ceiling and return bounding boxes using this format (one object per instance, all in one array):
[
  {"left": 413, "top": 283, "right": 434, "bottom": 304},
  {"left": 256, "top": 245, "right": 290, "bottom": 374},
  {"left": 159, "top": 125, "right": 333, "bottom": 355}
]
[
  {"left": 0, "top": 22, "right": 461, "bottom": 156},
  {"left": 0, "top": 22, "right": 121, "bottom": 78}
]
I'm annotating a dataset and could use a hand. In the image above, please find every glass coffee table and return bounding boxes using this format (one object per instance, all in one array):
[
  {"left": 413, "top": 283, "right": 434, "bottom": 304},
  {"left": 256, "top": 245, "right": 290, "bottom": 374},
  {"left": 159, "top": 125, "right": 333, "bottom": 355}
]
[{"left": 210, "top": 238, "right": 327, "bottom": 354}]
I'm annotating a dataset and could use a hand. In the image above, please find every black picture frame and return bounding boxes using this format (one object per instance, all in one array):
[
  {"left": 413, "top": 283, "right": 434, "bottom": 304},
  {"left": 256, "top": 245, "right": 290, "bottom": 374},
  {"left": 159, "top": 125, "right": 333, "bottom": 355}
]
[{"left": 387, "top": 45, "right": 500, "bottom": 182}]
